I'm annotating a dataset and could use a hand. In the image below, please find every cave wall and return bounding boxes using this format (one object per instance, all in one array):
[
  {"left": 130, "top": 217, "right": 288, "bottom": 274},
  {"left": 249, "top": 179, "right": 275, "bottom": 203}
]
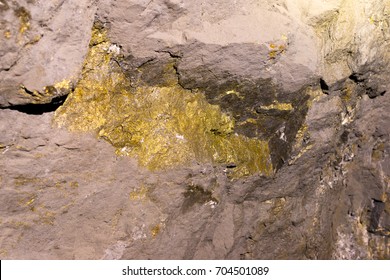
[{"left": 0, "top": 0, "right": 389, "bottom": 259}]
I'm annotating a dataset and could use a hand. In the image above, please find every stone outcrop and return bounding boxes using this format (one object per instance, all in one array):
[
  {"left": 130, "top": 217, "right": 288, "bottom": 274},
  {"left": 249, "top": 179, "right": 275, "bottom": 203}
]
[
  {"left": 0, "top": 0, "right": 389, "bottom": 259},
  {"left": 0, "top": 0, "right": 95, "bottom": 106}
]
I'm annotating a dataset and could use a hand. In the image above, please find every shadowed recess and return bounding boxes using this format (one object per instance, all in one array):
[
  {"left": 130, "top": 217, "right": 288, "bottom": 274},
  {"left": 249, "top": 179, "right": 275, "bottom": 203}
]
[{"left": 3, "top": 95, "right": 67, "bottom": 115}]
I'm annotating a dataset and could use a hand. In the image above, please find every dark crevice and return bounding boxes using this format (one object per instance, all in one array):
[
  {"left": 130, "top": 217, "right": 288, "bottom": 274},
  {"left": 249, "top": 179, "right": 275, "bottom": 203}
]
[
  {"left": 348, "top": 73, "right": 362, "bottom": 83},
  {"left": 21, "top": 85, "right": 35, "bottom": 96},
  {"left": 367, "top": 88, "right": 386, "bottom": 99},
  {"left": 348, "top": 72, "right": 386, "bottom": 99},
  {"left": 136, "top": 57, "right": 157, "bottom": 68},
  {"left": 319, "top": 78, "right": 329, "bottom": 93},
  {"left": 155, "top": 49, "right": 182, "bottom": 59},
  {"left": 3, "top": 95, "right": 67, "bottom": 115},
  {"left": 368, "top": 199, "right": 385, "bottom": 233},
  {"left": 172, "top": 63, "right": 187, "bottom": 91}
]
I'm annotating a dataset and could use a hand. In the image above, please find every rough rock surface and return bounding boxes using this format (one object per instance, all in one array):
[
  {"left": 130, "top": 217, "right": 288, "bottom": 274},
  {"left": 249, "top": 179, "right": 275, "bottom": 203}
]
[
  {"left": 0, "top": 0, "right": 95, "bottom": 106},
  {"left": 0, "top": 0, "right": 389, "bottom": 259}
]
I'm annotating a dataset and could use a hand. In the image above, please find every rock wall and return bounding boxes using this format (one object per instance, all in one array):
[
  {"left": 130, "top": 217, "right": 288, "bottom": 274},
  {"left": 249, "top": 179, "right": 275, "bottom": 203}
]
[
  {"left": 0, "top": 0, "right": 389, "bottom": 259},
  {"left": 0, "top": 0, "right": 96, "bottom": 106}
]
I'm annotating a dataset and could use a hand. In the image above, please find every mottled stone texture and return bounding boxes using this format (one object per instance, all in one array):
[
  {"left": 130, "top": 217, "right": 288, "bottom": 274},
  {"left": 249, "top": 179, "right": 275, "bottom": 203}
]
[
  {"left": 0, "top": 0, "right": 95, "bottom": 106},
  {"left": 0, "top": 0, "right": 389, "bottom": 259}
]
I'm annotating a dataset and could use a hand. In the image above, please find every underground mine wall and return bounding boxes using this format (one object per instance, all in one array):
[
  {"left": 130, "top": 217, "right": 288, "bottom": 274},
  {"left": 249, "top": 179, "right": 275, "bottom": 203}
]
[{"left": 0, "top": 0, "right": 389, "bottom": 259}]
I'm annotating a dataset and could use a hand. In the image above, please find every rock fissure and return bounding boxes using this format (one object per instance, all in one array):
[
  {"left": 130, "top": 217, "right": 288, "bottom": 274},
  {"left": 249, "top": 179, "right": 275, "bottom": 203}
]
[{"left": 1, "top": 95, "right": 67, "bottom": 115}]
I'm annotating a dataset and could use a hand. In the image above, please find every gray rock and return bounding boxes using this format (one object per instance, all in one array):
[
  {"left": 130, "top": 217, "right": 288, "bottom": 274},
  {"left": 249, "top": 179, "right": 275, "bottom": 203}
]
[
  {"left": 0, "top": 0, "right": 389, "bottom": 260},
  {"left": 98, "top": 0, "right": 319, "bottom": 92},
  {"left": 0, "top": 0, "right": 95, "bottom": 106}
]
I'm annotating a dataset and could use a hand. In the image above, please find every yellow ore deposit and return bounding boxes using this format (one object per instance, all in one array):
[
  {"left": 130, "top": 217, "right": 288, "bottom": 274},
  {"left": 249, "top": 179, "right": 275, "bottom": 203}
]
[{"left": 54, "top": 26, "right": 273, "bottom": 177}]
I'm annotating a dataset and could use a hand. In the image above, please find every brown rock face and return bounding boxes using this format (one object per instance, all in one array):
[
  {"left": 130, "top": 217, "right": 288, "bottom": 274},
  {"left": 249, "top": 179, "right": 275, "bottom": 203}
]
[{"left": 0, "top": 0, "right": 389, "bottom": 259}]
